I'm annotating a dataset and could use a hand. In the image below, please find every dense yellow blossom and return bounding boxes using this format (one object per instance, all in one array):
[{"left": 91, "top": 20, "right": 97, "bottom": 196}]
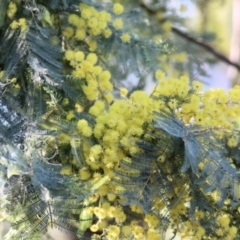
[
  {"left": 90, "top": 224, "right": 99, "bottom": 232},
  {"left": 75, "top": 28, "right": 86, "bottom": 40},
  {"left": 58, "top": 3, "right": 240, "bottom": 237},
  {"left": 227, "top": 136, "right": 238, "bottom": 148},
  {"left": 63, "top": 27, "right": 74, "bottom": 38},
  {"left": 113, "top": 3, "right": 124, "bottom": 15},
  {"left": 113, "top": 18, "right": 123, "bottom": 29},
  {"left": 10, "top": 20, "right": 19, "bottom": 29},
  {"left": 120, "top": 33, "right": 131, "bottom": 43},
  {"left": 18, "top": 18, "right": 28, "bottom": 32},
  {"left": 79, "top": 168, "right": 91, "bottom": 180},
  {"left": 7, "top": 2, "right": 17, "bottom": 18}
]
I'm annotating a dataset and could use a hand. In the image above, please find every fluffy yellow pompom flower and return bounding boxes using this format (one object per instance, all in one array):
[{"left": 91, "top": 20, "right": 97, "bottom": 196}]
[
  {"left": 113, "top": 3, "right": 124, "bottom": 15},
  {"left": 228, "top": 226, "right": 237, "bottom": 237},
  {"left": 192, "top": 80, "right": 203, "bottom": 92},
  {"left": 18, "top": 18, "right": 26, "bottom": 26},
  {"left": 120, "top": 87, "right": 128, "bottom": 97},
  {"left": 58, "top": 133, "right": 71, "bottom": 145},
  {"left": 144, "top": 214, "right": 159, "bottom": 228},
  {"left": 63, "top": 27, "right": 74, "bottom": 38},
  {"left": 147, "top": 229, "right": 161, "bottom": 240},
  {"left": 107, "top": 193, "right": 116, "bottom": 201},
  {"left": 81, "top": 7, "right": 95, "bottom": 19},
  {"left": 113, "top": 18, "right": 123, "bottom": 29},
  {"left": 228, "top": 85, "right": 240, "bottom": 102},
  {"left": 86, "top": 53, "right": 98, "bottom": 65},
  {"left": 66, "top": 111, "right": 74, "bottom": 120},
  {"left": 105, "top": 92, "right": 114, "bottom": 103},
  {"left": 10, "top": 20, "right": 19, "bottom": 29},
  {"left": 75, "top": 51, "right": 85, "bottom": 62},
  {"left": 99, "top": 70, "right": 111, "bottom": 81},
  {"left": 227, "top": 137, "right": 238, "bottom": 148},
  {"left": 217, "top": 214, "right": 230, "bottom": 228},
  {"left": 60, "top": 166, "right": 72, "bottom": 175},
  {"left": 155, "top": 70, "right": 165, "bottom": 81},
  {"left": 103, "top": 28, "right": 112, "bottom": 38},
  {"left": 90, "top": 224, "right": 99, "bottom": 232},
  {"left": 99, "top": 11, "right": 112, "bottom": 22},
  {"left": 18, "top": 18, "right": 28, "bottom": 32},
  {"left": 87, "top": 39, "right": 98, "bottom": 51},
  {"left": 75, "top": 28, "right": 86, "bottom": 40},
  {"left": 115, "top": 208, "right": 126, "bottom": 223},
  {"left": 98, "top": 20, "right": 107, "bottom": 30},
  {"left": 130, "top": 204, "right": 143, "bottom": 214},
  {"left": 120, "top": 33, "right": 131, "bottom": 43},
  {"left": 77, "top": 119, "right": 88, "bottom": 131},
  {"left": 122, "top": 225, "right": 132, "bottom": 236},
  {"left": 79, "top": 168, "right": 91, "bottom": 180},
  {"left": 89, "top": 101, "right": 105, "bottom": 116},
  {"left": 107, "top": 225, "right": 120, "bottom": 237},
  {"left": 90, "top": 144, "right": 102, "bottom": 157},
  {"left": 68, "top": 14, "right": 79, "bottom": 26},
  {"left": 7, "top": 2, "right": 17, "bottom": 18},
  {"left": 65, "top": 50, "right": 75, "bottom": 61},
  {"left": 93, "top": 207, "right": 107, "bottom": 219},
  {"left": 82, "top": 126, "right": 92, "bottom": 137}
]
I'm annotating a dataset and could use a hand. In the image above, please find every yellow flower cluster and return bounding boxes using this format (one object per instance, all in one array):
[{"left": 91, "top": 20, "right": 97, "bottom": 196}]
[
  {"left": 10, "top": 18, "right": 28, "bottom": 32},
  {"left": 7, "top": 2, "right": 17, "bottom": 19},
  {"left": 113, "top": 3, "right": 124, "bottom": 15},
  {"left": 154, "top": 71, "right": 240, "bottom": 131},
  {"left": 77, "top": 119, "right": 92, "bottom": 137},
  {"left": 92, "top": 90, "right": 159, "bottom": 169},
  {"left": 67, "top": 3, "right": 112, "bottom": 45},
  {"left": 66, "top": 2, "right": 131, "bottom": 49},
  {"left": 112, "top": 3, "right": 125, "bottom": 32},
  {"left": 215, "top": 214, "right": 237, "bottom": 239},
  {"left": 120, "top": 33, "right": 131, "bottom": 43},
  {"left": 113, "top": 18, "right": 123, "bottom": 30},
  {"left": 64, "top": 64, "right": 240, "bottom": 239},
  {"left": 64, "top": 50, "right": 113, "bottom": 101},
  {"left": 227, "top": 136, "right": 238, "bottom": 148}
]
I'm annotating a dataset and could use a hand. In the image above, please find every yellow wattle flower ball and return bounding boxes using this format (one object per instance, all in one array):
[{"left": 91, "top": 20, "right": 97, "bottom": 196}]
[
  {"left": 65, "top": 50, "right": 75, "bottom": 61},
  {"left": 63, "top": 27, "right": 74, "bottom": 38},
  {"left": 82, "top": 126, "right": 92, "bottom": 137},
  {"left": 120, "top": 87, "right": 128, "bottom": 97},
  {"left": 103, "top": 28, "right": 112, "bottom": 38},
  {"left": 113, "top": 3, "right": 124, "bottom": 15},
  {"left": 75, "top": 51, "right": 85, "bottom": 62},
  {"left": 227, "top": 137, "right": 238, "bottom": 148},
  {"left": 75, "top": 28, "right": 86, "bottom": 40},
  {"left": 10, "top": 20, "right": 19, "bottom": 29},
  {"left": 79, "top": 168, "right": 91, "bottom": 180},
  {"left": 192, "top": 80, "right": 203, "bottom": 92},
  {"left": 90, "top": 224, "right": 99, "bottom": 232},
  {"left": 86, "top": 53, "right": 98, "bottom": 65},
  {"left": 120, "top": 33, "right": 131, "bottom": 43},
  {"left": 68, "top": 14, "right": 79, "bottom": 25},
  {"left": 77, "top": 119, "right": 88, "bottom": 131},
  {"left": 113, "top": 18, "right": 123, "bottom": 30},
  {"left": 7, "top": 2, "right": 17, "bottom": 19}
]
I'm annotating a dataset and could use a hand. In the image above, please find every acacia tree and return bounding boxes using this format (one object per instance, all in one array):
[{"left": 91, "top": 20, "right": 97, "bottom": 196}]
[{"left": 0, "top": 0, "right": 240, "bottom": 239}]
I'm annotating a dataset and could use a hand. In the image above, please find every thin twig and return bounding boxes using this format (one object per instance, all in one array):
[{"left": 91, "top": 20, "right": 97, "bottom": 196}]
[
  {"left": 172, "top": 27, "right": 240, "bottom": 71},
  {"left": 140, "top": 2, "right": 240, "bottom": 71}
]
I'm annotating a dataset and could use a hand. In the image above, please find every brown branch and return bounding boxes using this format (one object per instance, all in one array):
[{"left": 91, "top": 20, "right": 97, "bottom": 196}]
[
  {"left": 172, "top": 27, "right": 240, "bottom": 71},
  {"left": 140, "top": 1, "right": 240, "bottom": 71}
]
